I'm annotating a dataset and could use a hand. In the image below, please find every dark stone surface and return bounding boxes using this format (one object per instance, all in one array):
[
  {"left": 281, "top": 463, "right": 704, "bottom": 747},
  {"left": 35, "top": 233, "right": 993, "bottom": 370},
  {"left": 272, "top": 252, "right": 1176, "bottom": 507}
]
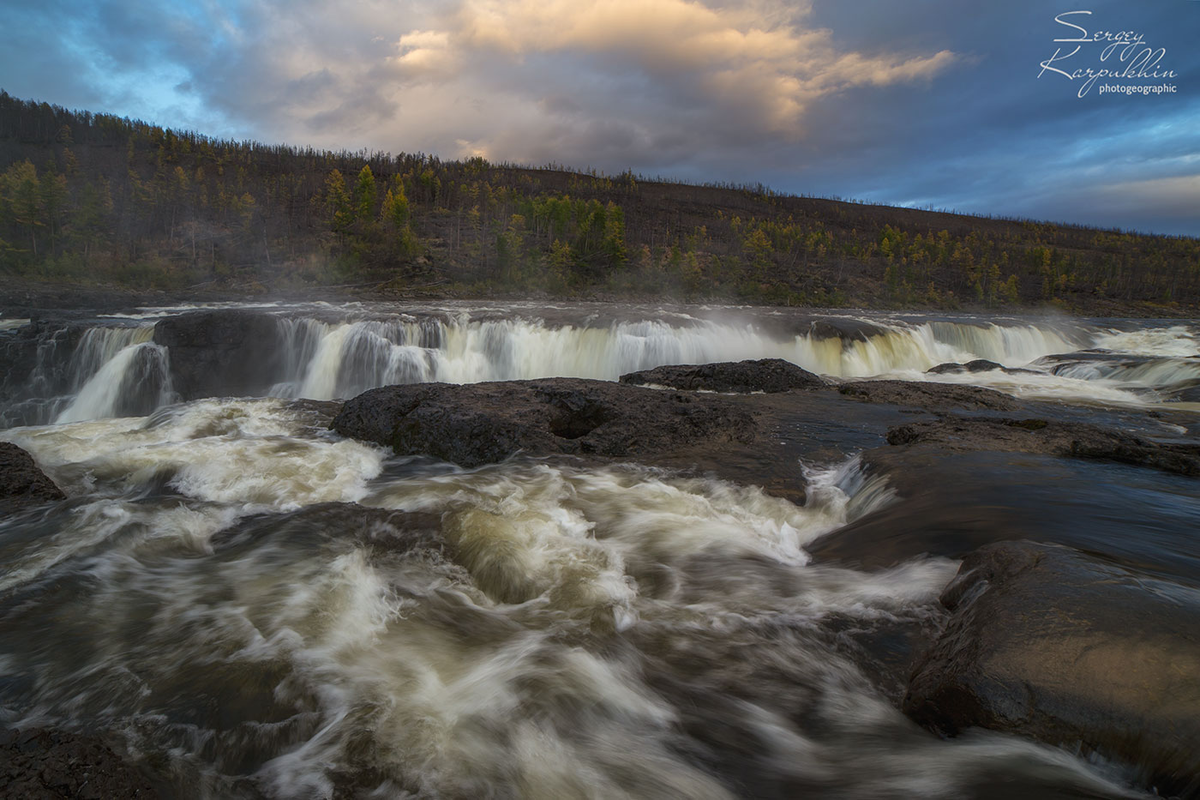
[
  {"left": 836, "top": 379, "right": 1020, "bottom": 411},
  {"left": 152, "top": 310, "right": 284, "bottom": 400},
  {"left": 904, "top": 541, "right": 1200, "bottom": 799},
  {"left": 331, "top": 378, "right": 756, "bottom": 469},
  {"left": 804, "top": 318, "right": 889, "bottom": 342},
  {"left": 1176, "top": 384, "right": 1200, "bottom": 403},
  {"left": 0, "top": 320, "right": 87, "bottom": 421},
  {"left": 0, "top": 442, "right": 65, "bottom": 512},
  {"left": 926, "top": 359, "right": 1037, "bottom": 376},
  {"left": 619, "top": 359, "right": 825, "bottom": 393},
  {"left": 887, "top": 416, "right": 1200, "bottom": 476},
  {"left": 0, "top": 728, "right": 158, "bottom": 799},
  {"left": 805, "top": 447, "right": 1200, "bottom": 582}
]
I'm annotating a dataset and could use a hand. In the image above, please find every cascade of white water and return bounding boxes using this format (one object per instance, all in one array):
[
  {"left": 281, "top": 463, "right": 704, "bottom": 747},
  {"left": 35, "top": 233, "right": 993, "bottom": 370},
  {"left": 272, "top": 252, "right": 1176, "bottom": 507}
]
[
  {"left": 55, "top": 338, "right": 175, "bottom": 423},
  {"left": 264, "top": 316, "right": 1092, "bottom": 400},
  {"left": 5, "top": 309, "right": 1196, "bottom": 422}
]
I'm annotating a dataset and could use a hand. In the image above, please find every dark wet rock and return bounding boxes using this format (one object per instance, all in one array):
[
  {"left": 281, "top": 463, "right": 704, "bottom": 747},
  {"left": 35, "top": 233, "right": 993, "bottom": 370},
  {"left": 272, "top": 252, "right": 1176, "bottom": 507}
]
[
  {"left": 806, "top": 447, "right": 1200, "bottom": 581},
  {"left": 1175, "top": 385, "right": 1200, "bottom": 404},
  {"left": 926, "top": 359, "right": 1003, "bottom": 374},
  {"left": 887, "top": 416, "right": 1200, "bottom": 476},
  {"left": 837, "top": 379, "right": 1020, "bottom": 412},
  {"left": 0, "top": 443, "right": 65, "bottom": 513},
  {"left": 0, "top": 320, "right": 88, "bottom": 421},
  {"left": 805, "top": 318, "right": 888, "bottom": 342},
  {"left": 905, "top": 541, "right": 1200, "bottom": 798},
  {"left": 619, "top": 359, "right": 825, "bottom": 393},
  {"left": 0, "top": 728, "right": 157, "bottom": 799},
  {"left": 153, "top": 310, "right": 283, "bottom": 399},
  {"left": 926, "top": 359, "right": 1038, "bottom": 376},
  {"left": 332, "top": 379, "right": 756, "bottom": 469}
]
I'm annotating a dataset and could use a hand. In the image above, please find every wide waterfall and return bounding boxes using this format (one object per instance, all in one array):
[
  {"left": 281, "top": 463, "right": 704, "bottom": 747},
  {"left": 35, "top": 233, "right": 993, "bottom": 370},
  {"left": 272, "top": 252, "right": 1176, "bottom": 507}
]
[
  {"left": 268, "top": 315, "right": 1089, "bottom": 399},
  {"left": 2, "top": 304, "right": 1194, "bottom": 425}
]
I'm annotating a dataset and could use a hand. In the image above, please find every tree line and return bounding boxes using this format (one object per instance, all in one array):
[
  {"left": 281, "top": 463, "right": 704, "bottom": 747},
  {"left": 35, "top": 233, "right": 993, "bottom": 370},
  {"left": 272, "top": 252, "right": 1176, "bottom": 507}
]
[{"left": 1, "top": 91, "right": 1197, "bottom": 312}]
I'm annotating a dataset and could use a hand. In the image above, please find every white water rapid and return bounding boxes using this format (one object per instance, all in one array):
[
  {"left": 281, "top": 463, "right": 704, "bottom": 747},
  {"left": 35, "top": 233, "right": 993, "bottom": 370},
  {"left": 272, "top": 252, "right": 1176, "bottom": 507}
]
[{"left": 0, "top": 400, "right": 1148, "bottom": 799}]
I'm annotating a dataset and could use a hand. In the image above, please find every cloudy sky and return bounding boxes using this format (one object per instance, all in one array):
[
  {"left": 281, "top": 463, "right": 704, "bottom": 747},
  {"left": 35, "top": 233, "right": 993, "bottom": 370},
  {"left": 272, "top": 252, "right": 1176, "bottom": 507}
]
[{"left": 2, "top": 0, "right": 1197, "bottom": 234}]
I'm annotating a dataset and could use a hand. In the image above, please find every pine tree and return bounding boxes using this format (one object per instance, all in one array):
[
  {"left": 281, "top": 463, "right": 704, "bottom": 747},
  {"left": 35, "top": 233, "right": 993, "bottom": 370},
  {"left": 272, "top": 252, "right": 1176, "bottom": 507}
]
[
  {"left": 354, "top": 165, "right": 376, "bottom": 222},
  {"left": 324, "top": 170, "right": 352, "bottom": 236}
]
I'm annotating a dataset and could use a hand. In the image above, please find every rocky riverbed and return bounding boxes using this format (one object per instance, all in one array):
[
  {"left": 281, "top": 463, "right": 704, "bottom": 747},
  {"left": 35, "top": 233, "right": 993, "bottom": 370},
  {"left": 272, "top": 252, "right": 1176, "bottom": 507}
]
[{"left": 2, "top": 302, "right": 1198, "bottom": 799}]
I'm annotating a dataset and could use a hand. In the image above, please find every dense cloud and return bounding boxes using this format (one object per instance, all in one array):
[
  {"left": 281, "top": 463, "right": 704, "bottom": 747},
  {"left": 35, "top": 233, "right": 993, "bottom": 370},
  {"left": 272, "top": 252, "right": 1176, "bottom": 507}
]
[{"left": 0, "top": 0, "right": 1196, "bottom": 234}]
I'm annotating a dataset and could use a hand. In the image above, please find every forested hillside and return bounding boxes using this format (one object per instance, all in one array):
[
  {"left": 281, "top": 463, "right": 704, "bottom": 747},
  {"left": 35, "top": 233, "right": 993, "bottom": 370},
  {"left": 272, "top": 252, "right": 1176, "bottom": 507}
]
[{"left": 1, "top": 92, "right": 1197, "bottom": 312}]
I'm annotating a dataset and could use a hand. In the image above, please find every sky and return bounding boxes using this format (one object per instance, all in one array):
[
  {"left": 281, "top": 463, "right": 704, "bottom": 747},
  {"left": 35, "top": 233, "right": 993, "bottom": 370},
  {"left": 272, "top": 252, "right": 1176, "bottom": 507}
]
[{"left": 1, "top": 0, "right": 1197, "bottom": 235}]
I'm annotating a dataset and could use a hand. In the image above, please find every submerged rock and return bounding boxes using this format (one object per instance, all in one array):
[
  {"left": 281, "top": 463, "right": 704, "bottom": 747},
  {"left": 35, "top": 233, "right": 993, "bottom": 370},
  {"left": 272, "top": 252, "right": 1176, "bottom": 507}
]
[
  {"left": 0, "top": 442, "right": 65, "bottom": 513},
  {"left": 619, "top": 359, "right": 825, "bottom": 393},
  {"left": 837, "top": 379, "right": 1020, "bottom": 411},
  {"left": 332, "top": 378, "right": 756, "bottom": 469},
  {"left": 905, "top": 541, "right": 1200, "bottom": 798},
  {"left": 887, "top": 416, "right": 1200, "bottom": 476},
  {"left": 926, "top": 359, "right": 1038, "bottom": 376},
  {"left": 926, "top": 359, "right": 1005, "bottom": 374},
  {"left": 0, "top": 728, "right": 158, "bottom": 799},
  {"left": 152, "top": 310, "right": 283, "bottom": 399}
]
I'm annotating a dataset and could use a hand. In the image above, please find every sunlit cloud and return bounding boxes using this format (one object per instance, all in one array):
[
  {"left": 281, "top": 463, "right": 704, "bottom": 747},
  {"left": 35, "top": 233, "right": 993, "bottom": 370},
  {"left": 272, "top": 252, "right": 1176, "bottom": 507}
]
[
  {"left": 0, "top": 0, "right": 1196, "bottom": 233},
  {"left": 387, "top": 0, "right": 955, "bottom": 142}
]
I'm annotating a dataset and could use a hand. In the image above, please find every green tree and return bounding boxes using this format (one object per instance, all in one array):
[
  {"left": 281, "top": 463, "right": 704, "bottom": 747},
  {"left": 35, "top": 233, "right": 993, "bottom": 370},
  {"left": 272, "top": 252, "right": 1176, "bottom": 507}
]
[
  {"left": 324, "top": 169, "right": 353, "bottom": 236},
  {"left": 383, "top": 183, "right": 409, "bottom": 229},
  {"left": 2, "top": 161, "right": 45, "bottom": 257},
  {"left": 354, "top": 165, "right": 377, "bottom": 222}
]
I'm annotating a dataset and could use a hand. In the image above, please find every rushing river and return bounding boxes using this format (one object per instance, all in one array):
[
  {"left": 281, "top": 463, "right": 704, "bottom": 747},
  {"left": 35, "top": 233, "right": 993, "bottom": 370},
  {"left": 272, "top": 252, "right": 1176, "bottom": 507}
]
[{"left": 0, "top": 302, "right": 1196, "bottom": 799}]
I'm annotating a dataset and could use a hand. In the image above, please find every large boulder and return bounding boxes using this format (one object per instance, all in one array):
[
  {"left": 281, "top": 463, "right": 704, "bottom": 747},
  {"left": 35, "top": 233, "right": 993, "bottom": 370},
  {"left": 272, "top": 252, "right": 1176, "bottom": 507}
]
[
  {"left": 152, "top": 310, "right": 283, "bottom": 399},
  {"left": 0, "top": 442, "right": 65, "bottom": 513},
  {"left": 331, "top": 378, "right": 756, "bottom": 469},
  {"left": 619, "top": 359, "right": 825, "bottom": 393},
  {"left": 905, "top": 541, "right": 1200, "bottom": 798}
]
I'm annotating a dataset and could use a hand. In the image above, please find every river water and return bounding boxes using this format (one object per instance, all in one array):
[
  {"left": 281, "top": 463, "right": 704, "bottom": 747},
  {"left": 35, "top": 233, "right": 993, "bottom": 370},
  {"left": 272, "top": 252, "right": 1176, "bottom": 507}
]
[{"left": 0, "top": 302, "right": 1196, "bottom": 799}]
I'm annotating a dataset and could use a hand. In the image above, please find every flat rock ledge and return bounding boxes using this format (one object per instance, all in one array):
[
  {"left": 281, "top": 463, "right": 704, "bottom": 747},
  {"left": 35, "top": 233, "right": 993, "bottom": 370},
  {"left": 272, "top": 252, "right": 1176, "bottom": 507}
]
[
  {"left": 619, "top": 358, "right": 825, "bottom": 393},
  {"left": 904, "top": 541, "right": 1200, "bottom": 798},
  {"left": 837, "top": 380, "right": 1020, "bottom": 411},
  {"left": 331, "top": 378, "right": 756, "bottom": 469},
  {"left": 887, "top": 416, "right": 1200, "bottom": 476}
]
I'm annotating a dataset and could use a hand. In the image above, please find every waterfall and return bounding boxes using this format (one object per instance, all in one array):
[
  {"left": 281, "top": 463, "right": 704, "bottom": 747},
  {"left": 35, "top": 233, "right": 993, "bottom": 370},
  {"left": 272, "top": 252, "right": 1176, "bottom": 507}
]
[
  {"left": 54, "top": 340, "right": 174, "bottom": 424},
  {"left": 0, "top": 324, "right": 175, "bottom": 425},
  {"left": 3, "top": 306, "right": 1197, "bottom": 424},
  {"left": 264, "top": 315, "right": 1089, "bottom": 400}
]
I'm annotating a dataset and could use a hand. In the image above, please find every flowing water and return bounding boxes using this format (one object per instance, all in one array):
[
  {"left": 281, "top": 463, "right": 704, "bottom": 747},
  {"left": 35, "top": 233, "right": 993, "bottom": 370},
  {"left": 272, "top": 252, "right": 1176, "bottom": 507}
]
[{"left": 0, "top": 302, "right": 1196, "bottom": 799}]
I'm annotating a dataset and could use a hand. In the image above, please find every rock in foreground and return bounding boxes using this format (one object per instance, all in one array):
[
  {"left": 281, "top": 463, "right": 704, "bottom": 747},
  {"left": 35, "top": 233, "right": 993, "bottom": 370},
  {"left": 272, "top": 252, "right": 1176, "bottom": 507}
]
[
  {"left": 0, "top": 728, "right": 157, "bottom": 799},
  {"left": 332, "top": 379, "right": 756, "bottom": 468},
  {"left": 0, "top": 442, "right": 65, "bottom": 513},
  {"left": 905, "top": 541, "right": 1200, "bottom": 798},
  {"left": 619, "top": 359, "right": 825, "bottom": 393}
]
